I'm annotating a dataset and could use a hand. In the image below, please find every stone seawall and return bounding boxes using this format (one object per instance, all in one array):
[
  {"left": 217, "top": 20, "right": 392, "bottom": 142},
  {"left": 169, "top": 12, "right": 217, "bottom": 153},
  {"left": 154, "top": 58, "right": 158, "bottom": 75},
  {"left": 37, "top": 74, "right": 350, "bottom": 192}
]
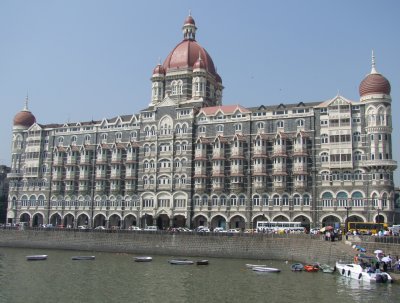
[{"left": 0, "top": 229, "right": 358, "bottom": 264}]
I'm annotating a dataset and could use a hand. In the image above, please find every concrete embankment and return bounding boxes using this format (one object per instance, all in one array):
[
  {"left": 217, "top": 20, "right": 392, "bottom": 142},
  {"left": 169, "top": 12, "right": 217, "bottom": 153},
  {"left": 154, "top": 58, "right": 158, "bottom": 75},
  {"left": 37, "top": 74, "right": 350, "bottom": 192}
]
[{"left": 0, "top": 229, "right": 357, "bottom": 265}]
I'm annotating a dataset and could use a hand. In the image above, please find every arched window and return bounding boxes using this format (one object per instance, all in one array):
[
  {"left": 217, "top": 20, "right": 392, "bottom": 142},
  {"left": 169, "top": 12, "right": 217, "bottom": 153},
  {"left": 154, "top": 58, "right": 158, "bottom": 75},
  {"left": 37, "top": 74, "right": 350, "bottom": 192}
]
[
  {"left": 84, "top": 135, "right": 91, "bottom": 144},
  {"left": 296, "top": 119, "right": 304, "bottom": 127},
  {"left": 353, "top": 132, "right": 361, "bottom": 142},
  {"left": 216, "top": 125, "right": 224, "bottom": 132},
  {"left": 321, "top": 152, "right": 329, "bottom": 162},
  {"left": 239, "top": 195, "right": 246, "bottom": 206},
  {"left": 230, "top": 195, "right": 237, "bottom": 206},
  {"left": 262, "top": 194, "right": 269, "bottom": 206},
  {"left": 71, "top": 136, "right": 77, "bottom": 145},
  {"left": 352, "top": 191, "right": 363, "bottom": 207},
  {"left": 58, "top": 137, "right": 64, "bottom": 146},
  {"left": 321, "top": 134, "right": 329, "bottom": 144},
  {"left": 322, "top": 192, "right": 333, "bottom": 207},
  {"left": 282, "top": 195, "right": 289, "bottom": 206},
  {"left": 116, "top": 132, "right": 122, "bottom": 142},
  {"left": 273, "top": 195, "right": 280, "bottom": 206},
  {"left": 293, "top": 194, "right": 301, "bottom": 206},
  {"left": 336, "top": 192, "right": 348, "bottom": 207},
  {"left": 303, "top": 194, "right": 310, "bottom": 206},
  {"left": 277, "top": 121, "right": 284, "bottom": 128},
  {"left": 234, "top": 124, "right": 242, "bottom": 131},
  {"left": 253, "top": 195, "right": 260, "bottom": 206},
  {"left": 354, "top": 151, "right": 362, "bottom": 161}
]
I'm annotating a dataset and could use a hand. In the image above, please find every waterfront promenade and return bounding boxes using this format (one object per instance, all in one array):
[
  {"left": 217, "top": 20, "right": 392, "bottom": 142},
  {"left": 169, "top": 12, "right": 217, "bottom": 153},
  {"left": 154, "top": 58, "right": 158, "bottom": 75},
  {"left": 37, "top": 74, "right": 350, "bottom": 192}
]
[{"left": 3, "top": 228, "right": 399, "bottom": 265}]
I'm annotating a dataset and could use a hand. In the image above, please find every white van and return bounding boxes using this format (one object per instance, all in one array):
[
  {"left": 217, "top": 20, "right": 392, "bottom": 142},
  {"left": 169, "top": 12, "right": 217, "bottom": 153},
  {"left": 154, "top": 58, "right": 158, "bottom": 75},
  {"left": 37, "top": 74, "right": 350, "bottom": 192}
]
[
  {"left": 389, "top": 225, "right": 400, "bottom": 236},
  {"left": 143, "top": 226, "right": 158, "bottom": 231}
]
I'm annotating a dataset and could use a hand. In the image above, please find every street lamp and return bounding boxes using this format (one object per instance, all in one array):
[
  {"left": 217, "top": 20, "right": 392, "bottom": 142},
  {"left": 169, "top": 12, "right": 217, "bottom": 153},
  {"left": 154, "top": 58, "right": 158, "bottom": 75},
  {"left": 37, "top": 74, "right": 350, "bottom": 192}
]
[{"left": 344, "top": 206, "right": 352, "bottom": 234}]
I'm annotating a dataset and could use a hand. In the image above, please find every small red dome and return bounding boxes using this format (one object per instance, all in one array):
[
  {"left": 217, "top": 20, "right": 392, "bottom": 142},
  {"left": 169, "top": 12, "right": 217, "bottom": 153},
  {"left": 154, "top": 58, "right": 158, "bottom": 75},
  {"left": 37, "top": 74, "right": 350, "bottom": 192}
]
[
  {"left": 163, "top": 40, "right": 216, "bottom": 76},
  {"left": 152, "top": 64, "right": 166, "bottom": 75},
  {"left": 184, "top": 15, "right": 195, "bottom": 25},
  {"left": 13, "top": 110, "right": 36, "bottom": 128},
  {"left": 359, "top": 73, "right": 391, "bottom": 97}
]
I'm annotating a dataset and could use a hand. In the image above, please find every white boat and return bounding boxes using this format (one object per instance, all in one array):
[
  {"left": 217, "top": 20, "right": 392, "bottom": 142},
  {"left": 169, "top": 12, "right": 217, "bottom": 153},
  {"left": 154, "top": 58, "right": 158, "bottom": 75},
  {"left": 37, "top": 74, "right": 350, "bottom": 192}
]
[
  {"left": 168, "top": 259, "right": 194, "bottom": 265},
  {"left": 335, "top": 262, "right": 393, "bottom": 283},
  {"left": 26, "top": 255, "right": 48, "bottom": 261},
  {"left": 246, "top": 264, "right": 267, "bottom": 268},
  {"left": 252, "top": 266, "right": 281, "bottom": 273},
  {"left": 71, "top": 256, "right": 95, "bottom": 260},
  {"left": 134, "top": 256, "right": 153, "bottom": 262}
]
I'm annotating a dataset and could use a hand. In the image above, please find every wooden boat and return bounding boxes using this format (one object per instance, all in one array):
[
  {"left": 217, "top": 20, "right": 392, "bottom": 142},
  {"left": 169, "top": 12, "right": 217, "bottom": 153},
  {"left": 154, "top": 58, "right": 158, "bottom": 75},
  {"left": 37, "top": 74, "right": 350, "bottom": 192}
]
[
  {"left": 168, "top": 259, "right": 194, "bottom": 265},
  {"left": 245, "top": 264, "right": 267, "bottom": 268},
  {"left": 303, "top": 264, "right": 320, "bottom": 272},
  {"left": 252, "top": 266, "right": 280, "bottom": 273},
  {"left": 134, "top": 256, "right": 153, "bottom": 262},
  {"left": 196, "top": 260, "right": 209, "bottom": 265},
  {"left": 71, "top": 256, "right": 95, "bottom": 260},
  {"left": 291, "top": 263, "right": 304, "bottom": 271},
  {"left": 26, "top": 255, "right": 48, "bottom": 261},
  {"left": 336, "top": 262, "right": 393, "bottom": 283}
]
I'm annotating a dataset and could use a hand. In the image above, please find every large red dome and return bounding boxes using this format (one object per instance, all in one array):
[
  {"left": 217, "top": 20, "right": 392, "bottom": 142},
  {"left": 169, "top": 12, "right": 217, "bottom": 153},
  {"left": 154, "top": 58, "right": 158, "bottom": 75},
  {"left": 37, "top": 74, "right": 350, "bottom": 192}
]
[
  {"left": 163, "top": 40, "right": 216, "bottom": 76},
  {"left": 359, "top": 73, "right": 391, "bottom": 97},
  {"left": 13, "top": 110, "right": 36, "bottom": 128}
]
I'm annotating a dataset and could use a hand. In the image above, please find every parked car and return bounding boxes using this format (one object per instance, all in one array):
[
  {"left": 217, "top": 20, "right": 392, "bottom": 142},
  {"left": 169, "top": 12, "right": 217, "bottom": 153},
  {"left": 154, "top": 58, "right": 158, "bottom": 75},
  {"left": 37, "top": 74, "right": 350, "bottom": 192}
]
[
  {"left": 94, "top": 226, "right": 106, "bottom": 230},
  {"left": 227, "top": 229, "right": 240, "bottom": 234},
  {"left": 213, "top": 227, "right": 226, "bottom": 233},
  {"left": 143, "top": 226, "right": 158, "bottom": 231},
  {"left": 78, "top": 225, "right": 88, "bottom": 230}
]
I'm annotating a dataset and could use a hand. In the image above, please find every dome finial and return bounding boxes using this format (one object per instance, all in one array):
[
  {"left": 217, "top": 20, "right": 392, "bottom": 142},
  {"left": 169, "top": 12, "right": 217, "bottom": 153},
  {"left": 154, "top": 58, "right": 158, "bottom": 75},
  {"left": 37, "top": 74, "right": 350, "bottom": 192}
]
[
  {"left": 189, "top": 9, "right": 191, "bottom": 16},
  {"left": 24, "top": 94, "right": 29, "bottom": 111},
  {"left": 371, "top": 50, "right": 378, "bottom": 74}
]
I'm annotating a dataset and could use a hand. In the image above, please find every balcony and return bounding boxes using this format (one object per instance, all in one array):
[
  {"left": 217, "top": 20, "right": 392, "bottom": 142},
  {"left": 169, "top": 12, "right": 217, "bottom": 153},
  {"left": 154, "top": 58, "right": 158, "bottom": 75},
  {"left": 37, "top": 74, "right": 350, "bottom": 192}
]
[
  {"left": 360, "top": 159, "right": 397, "bottom": 168},
  {"left": 194, "top": 150, "right": 207, "bottom": 159}
]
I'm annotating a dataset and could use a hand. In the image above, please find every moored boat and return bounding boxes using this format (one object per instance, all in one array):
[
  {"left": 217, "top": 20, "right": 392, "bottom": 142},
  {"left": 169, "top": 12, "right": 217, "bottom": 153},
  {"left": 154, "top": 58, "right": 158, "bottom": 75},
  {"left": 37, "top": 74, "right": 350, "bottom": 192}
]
[
  {"left": 291, "top": 263, "right": 304, "bottom": 271},
  {"left": 168, "top": 259, "right": 194, "bottom": 265},
  {"left": 134, "top": 256, "right": 153, "bottom": 262},
  {"left": 26, "top": 255, "right": 48, "bottom": 261},
  {"left": 246, "top": 264, "right": 267, "bottom": 268},
  {"left": 319, "top": 264, "right": 335, "bottom": 273},
  {"left": 335, "top": 262, "right": 393, "bottom": 283},
  {"left": 252, "top": 266, "right": 280, "bottom": 273},
  {"left": 196, "top": 260, "right": 209, "bottom": 265},
  {"left": 303, "top": 264, "right": 320, "bottom": 272},
  {"left": 71, "top": 256, "right": 95, "bottom": 260}
]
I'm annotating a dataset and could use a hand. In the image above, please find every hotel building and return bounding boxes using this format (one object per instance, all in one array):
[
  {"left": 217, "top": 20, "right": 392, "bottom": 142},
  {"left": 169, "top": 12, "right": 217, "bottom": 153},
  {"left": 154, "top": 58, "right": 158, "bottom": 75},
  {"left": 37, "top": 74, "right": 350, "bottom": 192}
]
[{"left": 7, "top": 15, "right": 397, "bottom": 230}]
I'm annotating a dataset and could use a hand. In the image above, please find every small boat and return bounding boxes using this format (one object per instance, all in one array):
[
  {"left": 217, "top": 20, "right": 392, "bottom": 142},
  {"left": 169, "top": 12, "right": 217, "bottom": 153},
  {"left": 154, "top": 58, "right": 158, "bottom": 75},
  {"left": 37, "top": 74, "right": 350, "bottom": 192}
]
[
  {"left": 319, "top": 264, "right": 335, "bottom": 273},
  {"left": 26, "top": 255, "right": 48, "bottom": 261},
  {"left": 291, "top": 263, "right": 304, "bottom": 271},
  {"left": 71, "top": 256, "right": 95, "bottom": 261},
  {"left": 246, "top": 264, "right": 267, "bottom": 268},
  {"left": 252, "top": 266, "right": 281, "bottom": 273},
  {"left": 168, "top": 259, "right": 194, "bottom": 265},
  {"left": 303, "top": 264, "right": 320, "bottom": 272},
  {"left": 196, "top": 260, "right": 209, "bottom": 265},
  {"left": 335, "top": 262, "right": 393, "bottom": 283},
  {"left": 134, "top": 256, "right": 153, "bottom": 262}
]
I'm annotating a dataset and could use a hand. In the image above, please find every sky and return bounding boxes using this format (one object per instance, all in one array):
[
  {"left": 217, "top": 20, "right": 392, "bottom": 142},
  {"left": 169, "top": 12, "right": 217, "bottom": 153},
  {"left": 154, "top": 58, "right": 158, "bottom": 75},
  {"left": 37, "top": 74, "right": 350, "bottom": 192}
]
[{"left": 0, "top": 0, "right": 399, "bottom": 184}]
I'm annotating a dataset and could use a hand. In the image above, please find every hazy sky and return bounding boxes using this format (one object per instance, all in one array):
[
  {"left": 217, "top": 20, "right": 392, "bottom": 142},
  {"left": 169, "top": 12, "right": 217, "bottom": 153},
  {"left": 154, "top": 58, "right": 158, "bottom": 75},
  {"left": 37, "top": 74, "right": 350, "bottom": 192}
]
[{"left": 1, "top": 0, "right": 399, "bottom": 184}]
